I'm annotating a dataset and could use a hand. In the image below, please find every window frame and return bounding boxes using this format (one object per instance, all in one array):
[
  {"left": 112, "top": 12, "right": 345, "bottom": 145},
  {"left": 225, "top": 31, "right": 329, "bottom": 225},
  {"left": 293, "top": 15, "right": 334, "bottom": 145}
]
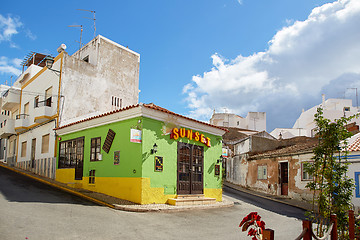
[
  {"left": 45, "top": 86, "right": 52, "bottom": 107},
  {"left": 24, "top": 102, "right": 29, "bottom": 115},
  {"left": 21, "top": 141, "right": 27, "bottom": 158},
  {"left": 41, "top": 134, "right": 50, "bottom": 154},
  {"left": 58, "top": 137, "right": 84, "bottom": 169},
  {"left": 257, "top": 164, "right": 267, "bottom": 180},
  {"left": 89, "top": 170, "right": 95, "bottom": 184},
  {"left": 301, "top": 162, "right": 314, "bottom": 181},
  {"left": 90, "top": 137, "right": 101, "bottom": 161}
]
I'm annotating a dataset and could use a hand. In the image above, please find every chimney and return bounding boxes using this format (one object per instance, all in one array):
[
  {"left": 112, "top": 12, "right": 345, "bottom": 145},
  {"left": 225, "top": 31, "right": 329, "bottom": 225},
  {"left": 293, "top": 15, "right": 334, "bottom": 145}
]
[{"left": 322, "top": 94, "right": 325, "bottom": 107}]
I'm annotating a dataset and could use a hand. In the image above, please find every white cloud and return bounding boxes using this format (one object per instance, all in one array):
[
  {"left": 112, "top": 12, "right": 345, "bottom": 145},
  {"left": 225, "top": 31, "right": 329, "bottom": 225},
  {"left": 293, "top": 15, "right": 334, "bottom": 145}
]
[
  {"left": 0, "top": 56, "right": 22, "bottom": 76},
  {"left": 183, "top": 0, "right": 360, "bottom": 131},
  {"left": 0, "top": 14, "right": 22, "bottom": 46},
  {"left": 236, "top": 0, "right": 243, "bottom": 5}
]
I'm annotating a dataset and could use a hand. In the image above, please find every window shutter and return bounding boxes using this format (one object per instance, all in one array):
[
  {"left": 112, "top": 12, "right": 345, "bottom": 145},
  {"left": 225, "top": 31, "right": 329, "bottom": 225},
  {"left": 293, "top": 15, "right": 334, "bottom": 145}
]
[
  {"left": 102, "top": 129, "right": 116, "bottom": 153},
  {"left": 42, "top": 134, "right": 50, "bottom": 153}
]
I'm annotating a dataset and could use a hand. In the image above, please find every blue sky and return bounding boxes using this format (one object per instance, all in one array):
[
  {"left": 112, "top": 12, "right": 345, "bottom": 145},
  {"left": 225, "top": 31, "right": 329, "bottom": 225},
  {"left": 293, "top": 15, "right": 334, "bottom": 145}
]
[{"left": 1, "top": 0, "right": 359, "bottom": 132}]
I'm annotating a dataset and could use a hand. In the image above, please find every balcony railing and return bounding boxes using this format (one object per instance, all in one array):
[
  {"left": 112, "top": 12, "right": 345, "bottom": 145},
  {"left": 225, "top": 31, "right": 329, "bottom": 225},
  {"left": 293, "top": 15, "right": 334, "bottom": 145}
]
[
  {"left": 0, "top": 119, "right": 15, "bottom": 138},
  {"left": 2, "top": 88, "right": 21, "bottom": 111},
  {"left": 15, "top": 114, "right": 30, "bottom": 132},
  {"left": 34, "top": 97, "right": 56, "bottom": 124}
]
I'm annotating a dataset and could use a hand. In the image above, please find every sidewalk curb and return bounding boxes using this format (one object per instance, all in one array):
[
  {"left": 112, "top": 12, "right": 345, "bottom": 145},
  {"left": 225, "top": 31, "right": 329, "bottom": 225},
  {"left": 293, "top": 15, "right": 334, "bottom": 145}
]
[
  {"left": 224, "top": 182, "right": 310, "bottom": 211},
  {"left": 0, "top": 163, "right": 115, "bottom": 209},
  {"left": 114, "top": 200, "right": 235, "bottom": 213}
]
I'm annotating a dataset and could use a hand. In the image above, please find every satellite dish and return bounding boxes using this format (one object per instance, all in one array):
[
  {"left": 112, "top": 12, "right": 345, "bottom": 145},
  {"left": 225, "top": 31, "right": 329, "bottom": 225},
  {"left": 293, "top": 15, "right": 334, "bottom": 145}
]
[{"left": 57, "top": 44, "right": 67, "bottom": 53}]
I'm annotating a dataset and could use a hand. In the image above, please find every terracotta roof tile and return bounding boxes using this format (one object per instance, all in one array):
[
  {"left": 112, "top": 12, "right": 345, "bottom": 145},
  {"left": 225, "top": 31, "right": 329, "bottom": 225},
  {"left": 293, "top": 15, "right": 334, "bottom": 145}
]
[
  {"left": 348, "top": 136, "right": 360, "bottom": 151},
  {"left": 55, "top": 103, "right": 227, "bottom": 132},
  {"left": 249, "top": 141, "right": 318, "bottom": 159}
]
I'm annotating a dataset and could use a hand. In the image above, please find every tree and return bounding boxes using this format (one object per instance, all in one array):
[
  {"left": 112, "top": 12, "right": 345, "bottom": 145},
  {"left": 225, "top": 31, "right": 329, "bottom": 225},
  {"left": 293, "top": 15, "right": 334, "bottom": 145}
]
[{"left": 305, "top": 107, "right": 357, "bottom": 238}]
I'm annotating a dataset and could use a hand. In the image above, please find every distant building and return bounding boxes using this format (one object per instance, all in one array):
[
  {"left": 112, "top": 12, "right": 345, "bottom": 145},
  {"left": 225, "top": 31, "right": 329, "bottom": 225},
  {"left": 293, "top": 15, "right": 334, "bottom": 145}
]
[
  {"left": 210, "top": 111, "right": 266, "bottom": 132},
  {"left": 271, "top": 95, "right": 360, "bottom": 139}
]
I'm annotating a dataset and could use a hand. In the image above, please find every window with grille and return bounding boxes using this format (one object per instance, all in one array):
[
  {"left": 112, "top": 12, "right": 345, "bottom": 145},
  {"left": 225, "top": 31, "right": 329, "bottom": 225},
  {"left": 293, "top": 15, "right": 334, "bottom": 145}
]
[
  {"left": 21, "top": 141, "right": 27, "bottom": 157},
  {"left": 89, "top": 170, "right": 95, "bottom": 184},
  {"left": 257, "top": 165, "right": 267, "bottom": 180},
  {"left": 58, "top": 137, "right": 84, "bottom": 168},
  {"left": 41, "top": 134, "right": 50, "bottom": 153},
  {"left": 90, "top": 137, "right": 101, "bottom": 161}
]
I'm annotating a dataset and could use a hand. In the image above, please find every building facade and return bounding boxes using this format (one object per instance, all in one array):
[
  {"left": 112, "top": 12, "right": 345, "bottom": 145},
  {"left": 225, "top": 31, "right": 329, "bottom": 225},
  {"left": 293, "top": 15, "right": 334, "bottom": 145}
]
[
  {"left": 0, "top": 35, "right": 140, "bottom": 179},
  {"left": 210, "top": 111, "right": 266, "bottom": 132},
  {"left": 271, "top": 95, "right": 360, "bottom": 139},
  {"left": 55, "top": 104, "right": 226, "bottom": 204}
]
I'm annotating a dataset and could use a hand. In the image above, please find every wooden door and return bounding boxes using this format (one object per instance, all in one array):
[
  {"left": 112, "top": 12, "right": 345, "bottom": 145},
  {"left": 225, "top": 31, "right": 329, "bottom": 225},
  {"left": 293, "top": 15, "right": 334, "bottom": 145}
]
[
  {"left": 280, "top": 162, "right": 288, "bottom": 195},
  {"left": 31, "top": 139, "right": 36, "bottom": 168},
  {"left": 177, "top": 142, "right": 204, "bottom": 195},
  {"left": 74, "top": 138, "right": 84, "bottom": 180}
]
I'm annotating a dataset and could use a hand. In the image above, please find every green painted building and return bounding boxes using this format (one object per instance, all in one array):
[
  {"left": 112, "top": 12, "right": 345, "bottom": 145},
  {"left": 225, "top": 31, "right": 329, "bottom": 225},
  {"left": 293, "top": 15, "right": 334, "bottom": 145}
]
[{"left": 55, "top": 104, "right": 226, "bottom": 204}]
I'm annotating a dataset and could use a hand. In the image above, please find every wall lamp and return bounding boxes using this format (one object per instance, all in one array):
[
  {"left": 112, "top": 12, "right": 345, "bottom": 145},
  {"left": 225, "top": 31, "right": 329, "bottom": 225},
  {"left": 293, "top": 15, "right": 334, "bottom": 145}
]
[
  {"left": 217, "top": 155, "right": 224, "bottom": 164},
  {"left": 45, "top": 56, "right": 61, "bottom": 74},
  {"left": 151, "top": 143, "right": 158, "bottom": 154}
]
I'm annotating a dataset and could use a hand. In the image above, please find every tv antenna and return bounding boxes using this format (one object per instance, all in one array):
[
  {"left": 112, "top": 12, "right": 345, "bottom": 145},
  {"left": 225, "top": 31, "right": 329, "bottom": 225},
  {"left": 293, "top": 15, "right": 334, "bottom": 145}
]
[
  {"left": 68, "top": 25, "right": 83, "bottom": 58},
  {"left": 77, "top": 9, "right": 96, "bottom": 38}
]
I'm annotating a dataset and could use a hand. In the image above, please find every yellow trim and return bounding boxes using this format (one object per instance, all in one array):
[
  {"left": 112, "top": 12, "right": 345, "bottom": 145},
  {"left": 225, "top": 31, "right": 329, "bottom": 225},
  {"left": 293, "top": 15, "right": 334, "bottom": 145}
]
[
  {"left": 14, "top": 115, "right": 58, "bottom": 135},
  {"left": 15, "top": 126, "right": 30, "bottom": 132},
  {"left": 21, "top": 52, "right": 64, "bottom": 90},
  {"left": 34, "top": 115, "right": 53, "bottom": 122},
  {"left": 56, "top": 53, "right": 63, "bottom": 128},
  {"left": 55, "top": 54, "right": 63, "bottom": 157}
]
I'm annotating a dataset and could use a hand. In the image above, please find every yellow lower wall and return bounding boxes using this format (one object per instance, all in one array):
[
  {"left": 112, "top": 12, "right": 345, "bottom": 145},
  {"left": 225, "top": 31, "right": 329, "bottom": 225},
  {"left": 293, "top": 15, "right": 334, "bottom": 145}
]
[
  {"left": 204, "top": 188, "right": 223, "bottom": 201},
  {"left": 55, "top": 169, "right": 222, "bottom": 204}
]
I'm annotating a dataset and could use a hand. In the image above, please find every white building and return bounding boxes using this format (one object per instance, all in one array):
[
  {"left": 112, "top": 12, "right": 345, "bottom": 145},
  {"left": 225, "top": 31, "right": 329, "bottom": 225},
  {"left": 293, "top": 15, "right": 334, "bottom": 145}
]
[
  {"left": 210, "top": 111, "right": 266, "bottom": 132},
  {"left": 271, "top": 95, "right": 360, "bottom": 139},
  {"left": 0, "top": 35, "right": 140, "bottom": 178}
]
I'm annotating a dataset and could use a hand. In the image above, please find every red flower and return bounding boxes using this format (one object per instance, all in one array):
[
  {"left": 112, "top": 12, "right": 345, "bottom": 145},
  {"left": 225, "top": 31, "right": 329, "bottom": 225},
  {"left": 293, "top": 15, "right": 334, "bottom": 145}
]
[
  {"left": 240, "top": 212, "right": 266, "bottom": 240},
  {"left": 247, "top": 228, "right": 256, "bottom": 236}
]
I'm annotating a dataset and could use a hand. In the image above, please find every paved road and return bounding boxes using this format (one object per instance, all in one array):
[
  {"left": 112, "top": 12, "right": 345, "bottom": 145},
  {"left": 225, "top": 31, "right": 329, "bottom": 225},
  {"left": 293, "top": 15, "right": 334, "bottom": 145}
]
[
  {"left": 0, "top": 167, "right": 304, "bottom": 240},
  {"left": 223, "top": 185, "right": 307, "bottom": 220}
]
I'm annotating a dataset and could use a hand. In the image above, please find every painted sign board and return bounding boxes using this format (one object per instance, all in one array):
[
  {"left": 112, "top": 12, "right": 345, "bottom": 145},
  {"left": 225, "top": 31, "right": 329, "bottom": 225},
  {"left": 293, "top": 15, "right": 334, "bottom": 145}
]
[
  {"left": 155, "top": 156, "right": 163, "bottom": 172},
  {"left": 130, "top": 129, "right": 142, "bottom": 143},
  {"left": 114, "top": 151, "right": 120, "bottom": 165},
  {"left": 170, "top": 127, "right": 211, "bottom": 147}
]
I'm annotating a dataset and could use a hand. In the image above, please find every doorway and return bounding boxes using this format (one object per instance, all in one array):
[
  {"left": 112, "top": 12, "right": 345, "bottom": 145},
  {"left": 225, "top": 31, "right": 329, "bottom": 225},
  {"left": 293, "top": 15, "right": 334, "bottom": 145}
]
[
  {"left": 31, "top": 139, "right": 36, "bottom": 168},
  {"left": 177, "top": 142, "right": 204, "bottom": 195},
  {"left": 279, "top": 162, "right": 288, "bottom": 195}
]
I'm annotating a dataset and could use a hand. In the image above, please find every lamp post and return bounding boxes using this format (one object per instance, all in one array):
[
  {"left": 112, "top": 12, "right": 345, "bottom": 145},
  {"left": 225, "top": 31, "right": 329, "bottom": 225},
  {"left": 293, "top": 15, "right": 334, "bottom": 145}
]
[{"left": 44, "top": 56, "right": 60, "bottom": 74}]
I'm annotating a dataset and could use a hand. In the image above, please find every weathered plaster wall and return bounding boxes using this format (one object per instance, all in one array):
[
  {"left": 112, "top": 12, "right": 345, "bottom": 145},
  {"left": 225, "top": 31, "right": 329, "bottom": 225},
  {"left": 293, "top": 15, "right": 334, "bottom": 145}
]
[
  {"left": 60, "top": 36, "right": 140, "bottom": 126},
  {"left": 227, "top": 154, "right": 248, "bottom": 186},
  {"left": 247, "top": 158, "right": 278, "bottom": 194},
  {"left": 242, "top": 153, "right": 313, "bottom": 201}
]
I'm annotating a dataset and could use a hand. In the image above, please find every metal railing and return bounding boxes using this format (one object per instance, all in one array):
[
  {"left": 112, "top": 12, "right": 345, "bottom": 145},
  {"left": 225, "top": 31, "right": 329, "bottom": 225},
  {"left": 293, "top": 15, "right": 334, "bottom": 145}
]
[{"left": 15, "top": 114, "right": 29, "bottom": 120}]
